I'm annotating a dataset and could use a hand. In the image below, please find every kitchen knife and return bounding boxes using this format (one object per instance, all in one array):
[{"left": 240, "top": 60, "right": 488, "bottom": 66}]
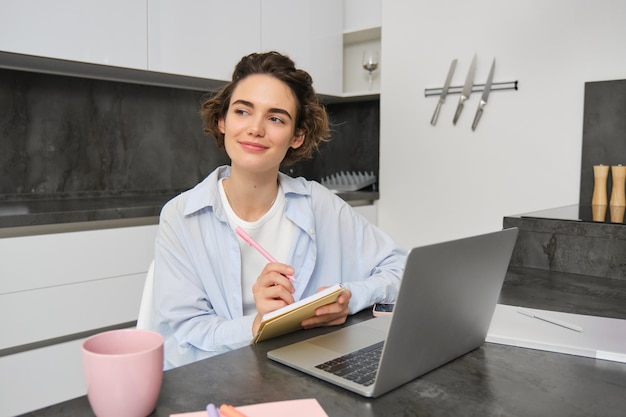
[
  {"left": 452, "top": 54, "right": 477, "bottom": 125},
  {"left": 472, "top": 58, "right": 496, "bottom": 131},
  {"left": 430, "top": 59, "right": 457, "bottom": 126}
]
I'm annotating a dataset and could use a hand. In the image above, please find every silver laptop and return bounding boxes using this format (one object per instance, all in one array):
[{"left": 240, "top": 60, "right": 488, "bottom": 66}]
[{"left": 267, "top": 228, "right": 519, "bottom": 397}]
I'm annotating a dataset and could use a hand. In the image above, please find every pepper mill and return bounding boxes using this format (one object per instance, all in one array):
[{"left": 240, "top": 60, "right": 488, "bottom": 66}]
[
  {"left": 609, "top": 165, "right": 626, "bottom": 207},
  {"left": 592, "top": 204, "right": 607, "bottom": 222},
  {"left": 610, "top": 205, "right": 625, "bottom": 223},
  {"left": 592, "top": 165, "right": 609, "bottom": 206}
]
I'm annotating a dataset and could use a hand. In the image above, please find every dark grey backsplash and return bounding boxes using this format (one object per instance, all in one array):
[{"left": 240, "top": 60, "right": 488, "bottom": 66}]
[
  {"left": 0, "top": 68, "right": 379, "bottom": 200},
  {"left": 284, "top": 100, "right": 380, "bottom": 183},
  {"left": 580, "top": 79, "right": 626, "bottom": 206}
]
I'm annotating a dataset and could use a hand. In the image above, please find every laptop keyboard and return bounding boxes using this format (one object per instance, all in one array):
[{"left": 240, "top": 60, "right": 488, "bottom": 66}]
[{"left": 314, "top": 341, "right": 383, "bottom": 386}]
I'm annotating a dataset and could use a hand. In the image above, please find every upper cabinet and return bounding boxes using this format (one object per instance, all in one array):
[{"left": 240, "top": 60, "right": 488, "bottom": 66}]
[
  {"left": 344, "top": 0, "right": 381, "bottom": 32},
  {"left": 148, "top": 0, "right": 344, "bottom": 95},
  {"left": 147, "top": 0, "right": 261, "bottom": 81},
  {"left": 0, "top": 0, "right": 147, "bottom": 70},
  {"left": 342, "top": 0, "right": 382, "bottom": 95},
  {"left": 0, "top": 0, "right": 380, "bottom": 99},
  {"left": 261, "top": 0, "right": 343, "bottom": 96}
]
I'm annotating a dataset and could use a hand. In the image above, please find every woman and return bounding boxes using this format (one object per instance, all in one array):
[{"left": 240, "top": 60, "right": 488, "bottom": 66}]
[{"left": 152, "top": 51, "right": 406, "bottom": 369}]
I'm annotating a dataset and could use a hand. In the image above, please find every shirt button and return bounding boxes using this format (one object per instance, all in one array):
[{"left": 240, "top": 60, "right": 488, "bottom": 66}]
[{"left": 309, "top": 228, "right": 315, "bottom": 235}]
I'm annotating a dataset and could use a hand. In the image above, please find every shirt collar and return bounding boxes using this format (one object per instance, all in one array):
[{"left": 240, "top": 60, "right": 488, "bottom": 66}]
[{"left": 183, "top": 165, "right": 311, "bottom": 217}]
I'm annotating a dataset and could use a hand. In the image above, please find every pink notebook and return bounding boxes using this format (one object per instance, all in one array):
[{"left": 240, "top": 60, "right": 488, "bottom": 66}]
[{"left": 170, "top": 398, "right": 328, "bottom": 417}]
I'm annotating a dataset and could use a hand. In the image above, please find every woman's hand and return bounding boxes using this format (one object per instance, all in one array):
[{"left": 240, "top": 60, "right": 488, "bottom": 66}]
[
  {"left": 300, "top": 287, "right": 352, "bottom": 329},
  {"left": 251, "top": 263, "right": 295, "bottom": 335}
]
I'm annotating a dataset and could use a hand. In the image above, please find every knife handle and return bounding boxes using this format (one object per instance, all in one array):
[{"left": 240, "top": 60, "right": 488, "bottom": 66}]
[
  {"left": 430, "top": 101, "right": 443, "bottom": 126},
  {"left": 453, "top": 96, "right": 467, "bottom": 125},
  {"left": 472, "top": 100, "right": 486, "bottom": 131}
]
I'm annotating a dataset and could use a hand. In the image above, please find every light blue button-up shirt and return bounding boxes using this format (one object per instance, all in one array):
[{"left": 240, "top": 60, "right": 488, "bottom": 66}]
[{"left": 153, "top": 165, "right": 407, "bottom": 369}]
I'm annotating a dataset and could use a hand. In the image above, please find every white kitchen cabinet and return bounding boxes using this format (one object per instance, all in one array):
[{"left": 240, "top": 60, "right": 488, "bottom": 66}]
[
  {"left": 343, "top": 0, "right": 381, "bottom": 94},
  {"left": 261, "top": 0, "right": 343, "bottom": 96},
  {"left": 0, "top": 339, "right": 87, "bottom": 417},
  {"left": 150, "top": 0, "right": 344, "bottom": 94},
  {"left": 344, "top": 0, "right": 381, "bottom": 33},
  {"left": 0, "top": 223, "right": 157, "bottom": 416},
  {"left": 0, "top": 0, "right": 366, "bottom": 99},
  {"left": 343, "top": 29, "right": 381, "bottom": 94},
  {"left": 148, "top": 0, "right": 261, "bottom": 80},
  {"left": 0, "top": 0, "right": 147, "bottom": 69}
]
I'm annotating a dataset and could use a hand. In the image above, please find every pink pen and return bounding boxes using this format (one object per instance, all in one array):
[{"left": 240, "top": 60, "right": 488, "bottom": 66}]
[{"left": 235, "top": 226, "right": 296, "bottom": 282}]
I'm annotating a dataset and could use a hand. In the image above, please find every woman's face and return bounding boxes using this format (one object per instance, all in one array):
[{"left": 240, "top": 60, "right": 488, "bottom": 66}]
[{"left": 218, "top": 74, "right": 303, "bottom": 175}]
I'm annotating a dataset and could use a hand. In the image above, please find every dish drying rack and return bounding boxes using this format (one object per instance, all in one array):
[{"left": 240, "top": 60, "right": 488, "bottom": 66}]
[{"left": 321, "top": 171, "right": 377, "bottom": 192}]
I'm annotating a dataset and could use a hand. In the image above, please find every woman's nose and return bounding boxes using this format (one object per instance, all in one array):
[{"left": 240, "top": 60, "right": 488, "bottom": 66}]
[{"left": 247, "top": 117, "right": 264, "bottom": 136}]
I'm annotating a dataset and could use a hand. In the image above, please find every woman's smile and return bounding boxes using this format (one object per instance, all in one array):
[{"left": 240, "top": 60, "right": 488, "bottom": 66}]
[{"left": 239, "top": 140, "right": 269, "bottom": 152}]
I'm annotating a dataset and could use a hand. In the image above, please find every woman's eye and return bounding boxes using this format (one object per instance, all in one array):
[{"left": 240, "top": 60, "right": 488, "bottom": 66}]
[
  {"left": 234, "top": 108, "right": 249, "bottom": 116},
  {"left": 269, "top": 116, "right": 285, "bottom": 124}
]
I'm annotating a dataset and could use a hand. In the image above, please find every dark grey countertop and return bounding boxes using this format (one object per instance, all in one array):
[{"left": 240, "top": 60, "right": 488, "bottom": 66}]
[
  {"left": 20, "top": 266, "right": 626, "bottom": 417},
  {"left": 500, "top": 266, "right": 626, "bottom": 320},
  {"left": 0, "top": 194, "right": 171, "bottom": 229},
  {"left": 0, "top": 190, "right": 379, "bottom": 232}
]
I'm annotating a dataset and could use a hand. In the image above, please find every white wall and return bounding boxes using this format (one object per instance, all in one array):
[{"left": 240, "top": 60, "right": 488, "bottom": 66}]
[{"left": 379, "top": 0, "right": 626, "bottom": 249}]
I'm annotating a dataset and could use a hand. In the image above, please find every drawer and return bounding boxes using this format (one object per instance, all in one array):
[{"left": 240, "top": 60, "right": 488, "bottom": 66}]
[
  {"left": 0, "top": 273, "right": 145, "bottom": 350},
  {"left": 0, "top": 224, "right": 157, "bottom": 294}
]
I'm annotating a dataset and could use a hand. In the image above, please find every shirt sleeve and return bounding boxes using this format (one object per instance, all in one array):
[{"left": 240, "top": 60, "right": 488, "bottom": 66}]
[
  {"left": 153, "top": 197, "right": 255, "bottom": 368},
  {"left": 306, "top": 183, "right": 407, "bottom": 314},
  {"left": 340, "top": 205, "right": 407, "bottom": 314}
]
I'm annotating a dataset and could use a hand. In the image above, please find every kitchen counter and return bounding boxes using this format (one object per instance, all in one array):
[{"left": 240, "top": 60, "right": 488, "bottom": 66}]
[
  {"left": 511, "top": 203, "right": 626, "bottom": 226},
  {"left": 504, "top": 204, "right": 626, "bottom": 280},
  {"left": 20, "top": 265, "right": 626, "bottom": 417},
  {"left": 500, "top": 266, "right": 626, "bottom": 320},
  {"left": 0, "top": 194, "right": 170, "bottom": 230},
  {"left": 0, "top": 190, "right": 379, "bottom": 235}
]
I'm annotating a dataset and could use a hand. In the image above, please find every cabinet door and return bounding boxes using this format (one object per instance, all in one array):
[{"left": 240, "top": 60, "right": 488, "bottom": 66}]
[
  {"left": 0, "top": 224, "right": 157, "bottom": 415},
  {"left": 261, "top": 0, "right": 343, "bottom": 96},
  {"left": 344, "top": 0, "right": 381, "bottom": 32},
  {"left": 0, "top": 0, "right": 147, "bottom": 69},
  {"left": 148, "top": 0, "right": 261, "bottom": 80}
]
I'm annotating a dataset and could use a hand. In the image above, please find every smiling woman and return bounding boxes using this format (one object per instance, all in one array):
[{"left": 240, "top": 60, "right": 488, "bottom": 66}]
[
  {"left": 218, "top": 74, "right": 305, "bottom": 180},
  {"left": 201, "top": 51, "right": 329, "bottom": 167},
  {"left": 149, "top": 51, "right": 406, "bottom": 370}
]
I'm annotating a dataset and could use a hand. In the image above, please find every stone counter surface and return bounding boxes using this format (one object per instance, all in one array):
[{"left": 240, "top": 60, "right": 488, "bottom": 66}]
[
  {"left": 0, "top": 191, "right": 379, "bottom": 232},
  {"left": 0, "top": 194, "right": 169, "bottom": 229},
  {"left": 504, "top": 205, "right": 626, "bottom": 280},
  {"left": 20, "top": 265, "right": 626, "bottom": 417}
]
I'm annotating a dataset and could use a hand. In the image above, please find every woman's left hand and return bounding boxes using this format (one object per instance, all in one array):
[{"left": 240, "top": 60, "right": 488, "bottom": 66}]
[{"left": 300, "top": 287, "right": 352, "bottom": 329}]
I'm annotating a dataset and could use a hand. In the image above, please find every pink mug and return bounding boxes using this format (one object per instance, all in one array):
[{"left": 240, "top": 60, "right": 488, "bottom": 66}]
[{"left": 82, "top": 329, "right": 164, "bottom": 417}]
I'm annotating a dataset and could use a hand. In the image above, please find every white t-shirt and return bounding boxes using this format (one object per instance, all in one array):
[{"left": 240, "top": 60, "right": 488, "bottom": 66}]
[{"left": 219, "top": 178, "right": 297, "bottom": 315}]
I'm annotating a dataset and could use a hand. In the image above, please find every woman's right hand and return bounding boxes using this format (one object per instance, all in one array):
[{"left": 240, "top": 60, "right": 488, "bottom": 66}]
[{"left": 251, "top": 263, "right": 296, "bottom": 335}]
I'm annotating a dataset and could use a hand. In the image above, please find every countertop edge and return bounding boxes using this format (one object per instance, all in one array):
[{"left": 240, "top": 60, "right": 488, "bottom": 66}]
[
  {"left": 0, "top": 216, "right": 159, "bottom": 238},
  {"left": 0, "top": 191, "right": 379, "bottom": 236}
]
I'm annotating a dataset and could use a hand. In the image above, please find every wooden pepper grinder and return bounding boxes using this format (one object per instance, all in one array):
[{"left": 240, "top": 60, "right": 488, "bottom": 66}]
[
  {"left": 610, "top": 205, "right": 625, "bottom": 223},
  {"left": 592, "top": 164, "right": 609, "bottom": 206},
  {"left": 592, "top": 204, "right": 607, "bottom": 222},
  {"left": 610, "top": 165, "right": 626, "bottom": 207}
]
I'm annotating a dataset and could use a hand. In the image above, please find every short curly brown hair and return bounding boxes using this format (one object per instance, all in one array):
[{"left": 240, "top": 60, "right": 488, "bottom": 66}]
[{"left": 200, "top": 51, "right": 330, "bottom": 166}]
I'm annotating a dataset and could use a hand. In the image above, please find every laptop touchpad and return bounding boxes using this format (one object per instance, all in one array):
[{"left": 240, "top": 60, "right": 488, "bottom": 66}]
[{"left": 309, "top": 318, "right": 389, "bottom": 354}]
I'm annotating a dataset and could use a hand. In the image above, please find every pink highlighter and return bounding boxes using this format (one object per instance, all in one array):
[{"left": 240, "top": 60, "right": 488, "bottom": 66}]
[{"left": 235, "top": 226, "right": 296, "bottom": 282}]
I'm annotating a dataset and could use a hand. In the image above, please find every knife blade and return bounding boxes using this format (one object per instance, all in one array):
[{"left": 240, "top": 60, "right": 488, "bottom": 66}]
[
  {"left": 452, "top": 54, "right": 477, "bottom": 125},
  {"left": 430, "top": 59, "right": 457, "bottom": 126},
  {"left": 472, "top": 58, "right": 496, "bottom": 131}
]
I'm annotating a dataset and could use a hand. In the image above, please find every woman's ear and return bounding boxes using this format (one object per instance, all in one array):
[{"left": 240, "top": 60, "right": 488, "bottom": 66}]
[
  {"left": 218, "top": 117, "right": 226, "bottom": 134},
  {"left": 291, "top": 129, "right": 305, "bottom": 149}
]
